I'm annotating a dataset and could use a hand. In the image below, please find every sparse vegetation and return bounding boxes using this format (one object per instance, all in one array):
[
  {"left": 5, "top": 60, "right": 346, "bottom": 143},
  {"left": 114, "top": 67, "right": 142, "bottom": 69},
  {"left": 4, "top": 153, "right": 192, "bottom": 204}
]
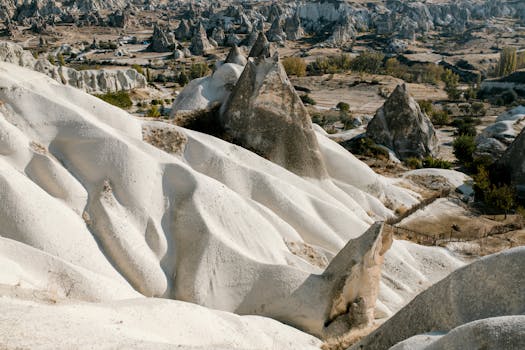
[
  {"left": 496, "top": 47, "right": 517, "bottom": 77},
  {"left": 189, "top": 62, "right": 210, "bottom": 80},
  {"left": 282, "top": 57, "right": 307, "bottom": 77},
  {"left": 442, "top": 69, "right": 461, "bottom": 100},
  {"left": 146, "top": 105, "right": 161, "bottom": 118},
  {"left": 95, "top": 91, "right": 133, "bottom": 109},
  {"left": 453, "top": 135, "right": 476, "bottom": 165},
  {"left": 300, "top": 94, "right": 316, "bottom": 105}
]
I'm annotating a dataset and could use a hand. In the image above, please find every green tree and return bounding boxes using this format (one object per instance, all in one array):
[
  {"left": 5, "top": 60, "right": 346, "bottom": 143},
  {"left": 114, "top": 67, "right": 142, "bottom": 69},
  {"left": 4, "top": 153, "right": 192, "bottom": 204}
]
[
  {"left": 336, "top": 102, "right": 350, "bottom": 112},
  {"left": 442, "top": 69, "right": 461, "bottom": 100},
  {"left": 496, "top": 47, "right": 517, "bottom": 77},
  {"left": 177, "top": 70, "right": 189, "bottom": 86},
  {"left": 453, "top": 135, "right": 476, "bottom": 164},
  {"left": 486, "top": 185, "right": 515, "bottom": 218}
]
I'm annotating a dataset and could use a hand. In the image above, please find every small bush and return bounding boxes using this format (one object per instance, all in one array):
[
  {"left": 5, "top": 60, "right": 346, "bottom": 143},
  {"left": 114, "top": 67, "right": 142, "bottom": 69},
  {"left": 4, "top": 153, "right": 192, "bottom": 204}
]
[
  {"left": 431, "top": 110, "right": 451, "bottom": 126},
  {"left": 282, "top": 57, "right": 307, "bottom": 77},
  {"left": 131, "top": 64, "right": 144, "bottom": 75},
  {"left": 300, "top": 94, "right": 316, "bottom": 105},
  {"left": 422, "top": 156, "right": 452, "bottom": 169},
  {"left": 345, "top": 137, "right": 389, "bottom": 160},
  {"left": 405, "top": 157, "right": 423, "bottom": 169},
  {"left": 336, "top": 102, "right": 350, "bottom": 112},
  {"left": 95, "top": 91, "right": 133, "bottom": 109},
  {"left": 418, "top": 100, "right": 433, "bottom": 115},
  {"left": 146, "top": 105, "right": 161, "bottom": 118},
  {"left": 189, "top": 62, "right": 210, "bottom": 80}
]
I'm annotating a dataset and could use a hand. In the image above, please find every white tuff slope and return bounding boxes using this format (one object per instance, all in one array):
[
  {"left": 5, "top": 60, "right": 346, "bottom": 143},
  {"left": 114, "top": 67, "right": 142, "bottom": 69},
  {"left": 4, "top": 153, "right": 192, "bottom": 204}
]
[{"left": 0, "top": 62, "right": 464, "bottom": 344}]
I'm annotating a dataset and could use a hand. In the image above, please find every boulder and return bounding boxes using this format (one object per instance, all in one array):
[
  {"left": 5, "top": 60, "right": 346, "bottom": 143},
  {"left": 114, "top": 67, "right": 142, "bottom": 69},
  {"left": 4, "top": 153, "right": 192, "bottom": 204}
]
[
  {"left": 174, "top": 19, "right": 192, "bottom": 41},
  {"left": 351, "top": 247, "right": 525, "bottom": 350},
  {"left": 189, "top": 23, "right": 215, "bottom": 56},
  {"left": 248, "top": 32, "right": 271, "bottom": 58},
  {"left": 0, "top": 41, "right": 146, "bottom": 94},
  {"left": 284, "top": 13, "right": 304, "bottom": 41},
  {"left": 220, "top": 53, "right": 327, "bottom": 179},
  {"left": 148, "top": 25, "right": 175, "bottom": 53},
  {"left": 366, "top": 84, "right": 439, "bottom": 160},
  {"left": 266, "top": 17, "right": 286, "bottom": 45}
]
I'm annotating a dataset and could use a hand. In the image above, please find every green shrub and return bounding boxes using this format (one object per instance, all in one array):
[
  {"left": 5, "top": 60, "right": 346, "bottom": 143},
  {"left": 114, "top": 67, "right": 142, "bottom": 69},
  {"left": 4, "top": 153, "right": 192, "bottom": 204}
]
[
  {"left": 189, "top": 62, "right": 210, "bottom": 80},
  {"left": 48, "top": 55, "right": 55, "bottom": 65},
  {"left": 442, "top": 69, "right": 461, "bottom": 100},
  {"left": 95, "top": 91, "right": 133, "bottom": 109},
  {"left": 146, "top": 105, "right": 161, "bottom": 118},
  {"left": 57, "top": 53, "right": 66, "bottom": 66},
  {"left": 131, "top": 64, "right": 144, "bottom": 75},
  {"left": 405, "top": 157, "right": 423, "bottom": 169},
  {"left": 418, "top": 100, "right": 433, "bottom": 115},
  {"left": 422, "top": 156, "right": 452, "bottom": 169},
  {"left": 350, "top": 51, "right": 385, "bottom": 74},
  {"left": 453, "top": 135, "right": 476, "bottom": 164},
  {"left": 346, "top": 137, "right": 390, "bottom": 160},
  {"left": 177, "top": 70, "right": 189, "bottom": 86},
  {"left": 431, "top": 110, "right": 451, "bottom": 126},
  {"left": 300, "top": 94, "right": 316, "bottom": 105},
  {"left": 336, "top": 102, "right": 350, "bottom": 112},
  {"left": 282, "top": 57, "right": 307, "bottom": 77}
]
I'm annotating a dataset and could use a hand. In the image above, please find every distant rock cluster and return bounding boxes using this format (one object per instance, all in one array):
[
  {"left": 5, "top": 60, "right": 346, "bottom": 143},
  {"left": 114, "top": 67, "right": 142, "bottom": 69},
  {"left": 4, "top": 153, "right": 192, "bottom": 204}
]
[
  {"left": 0, "top": 41, "right": 146, "bottom": 93},
  {"left": 3, "top": 0, "right": 524, "bottom": 48}
]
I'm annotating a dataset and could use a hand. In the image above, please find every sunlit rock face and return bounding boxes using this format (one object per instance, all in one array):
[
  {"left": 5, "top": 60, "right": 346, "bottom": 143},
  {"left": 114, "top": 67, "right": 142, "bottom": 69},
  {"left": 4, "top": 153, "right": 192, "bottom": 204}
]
[{"left": 367, "top": 84, "right": 439, "bottom": 160}]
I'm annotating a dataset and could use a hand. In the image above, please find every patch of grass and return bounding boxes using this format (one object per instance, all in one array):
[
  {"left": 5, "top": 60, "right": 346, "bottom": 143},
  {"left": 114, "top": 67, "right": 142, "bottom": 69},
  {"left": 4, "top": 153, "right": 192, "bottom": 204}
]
[{"left": 95, "top": 91, "right": 133, "bottom": 109}]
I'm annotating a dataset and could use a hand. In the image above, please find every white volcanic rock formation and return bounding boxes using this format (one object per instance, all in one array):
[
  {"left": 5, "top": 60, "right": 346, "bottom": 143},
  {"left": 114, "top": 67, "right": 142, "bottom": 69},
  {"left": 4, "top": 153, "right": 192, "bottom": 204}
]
[
  {"left": 0, "top": 60, "right": 430, "bottom": 341},
  {"left": 220, "top": 54, "right": 328, "bottom": 179},
  {"left": 350, "top": 247, "right": 525, "bottom": 350},
  {"left": 0, "top": 294, "right": 321, "bottom": 350},
  {"left": 0, "top": 41, "right": 146, "bottom": 93},
  {"left": 391, "top": 316, "right": 525, "bottom": 350},
  {"left": 475, "top": 106, "right": 525, "bottom": 161},
  {"left": 367, "top": 84, "right": 439, "bottom": 160},
  {"left": 171, "top": 61, "right": 244, "bottom": 115}
]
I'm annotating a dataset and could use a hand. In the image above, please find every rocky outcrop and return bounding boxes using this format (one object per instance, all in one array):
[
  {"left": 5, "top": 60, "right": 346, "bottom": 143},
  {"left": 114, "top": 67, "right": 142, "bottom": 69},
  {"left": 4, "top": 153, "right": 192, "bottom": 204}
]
[
  {"left": 366, "top": 84, "right": 439, "bottom": 160},
  {"left": 0, "top": 41, "right": 146, "bottom": 93},
  {"left": 174, "top": 19, "right": 192, "bottom": 41},
  {"left": 475, "top": 106, "right": 525, "bottom": 161},
  {"left": 248, "top": 32, "right": 271, "bottom": 58},
  {"left": 189, "top": 22, "right": 215, "bottom": 56},
  {"left": 234, "top": 222, "right": 392, "bottom": 338},
  {"left": 220, "top": 53, "right": 327, "bottom": 178},
  {"left": 224, "top": 45, "right": 247, "bottom": 66},
  {"left": 350, "top": 247, "right": 525, "bottom": 350},
  {"left": 324, "top": 18, "right": 356, "bottom": 48},
  {"left": 284, "top": 13, "right": 304, "bottom": 41},
  {"left": 391, "top": 316, "right": 525, "bottom": 350},
  {"left": 495, "top": 118, "right": 525, "bottom": 194},
  {"left": 266, "top": 18, "right": 286, "bottom": 45},
  {"left": 148, "top": 25, "right": 176, "bottom": 53}
]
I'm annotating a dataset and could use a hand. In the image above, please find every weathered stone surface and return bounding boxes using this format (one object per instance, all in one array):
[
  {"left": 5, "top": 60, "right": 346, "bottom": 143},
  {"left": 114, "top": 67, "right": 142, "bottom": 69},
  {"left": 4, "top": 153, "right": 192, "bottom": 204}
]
[
  {"left": 0, "top": 41, "right": 146, "bottom": 93},
  {"left": 391, "top": 316, "right": 525, "bottom": 350},
  {"left": 266, "top": 17, "right": 286, "bottom": 45},
  {"left": 148, "top": 25, "right": 175, "bottom": 52},
  {"left": 220, "top": 53, "right": 327, "bottom": 179},
  {"left": 189, "top": 22, "right": 214, "bottom": 56},
  {"left": 495, "top": 117, "right": 525, "bottom": 194},
  {"left": 350, "top": 247, "right": 525, "bottom": 350},
  {"left": 284, "top": 13, "right": 304, "bottom": 41},
  {"left": 248, "top": 32, "right": 271, "bottom": 58},
  {"left": 174, "top": 19, "right": 192, "bottom": 41},
  {"left": 224, "top": 45, "right": 247, "bottom": 66},
  {"left": 366, "top": 84, "right": 439, "bottom": 160}
]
